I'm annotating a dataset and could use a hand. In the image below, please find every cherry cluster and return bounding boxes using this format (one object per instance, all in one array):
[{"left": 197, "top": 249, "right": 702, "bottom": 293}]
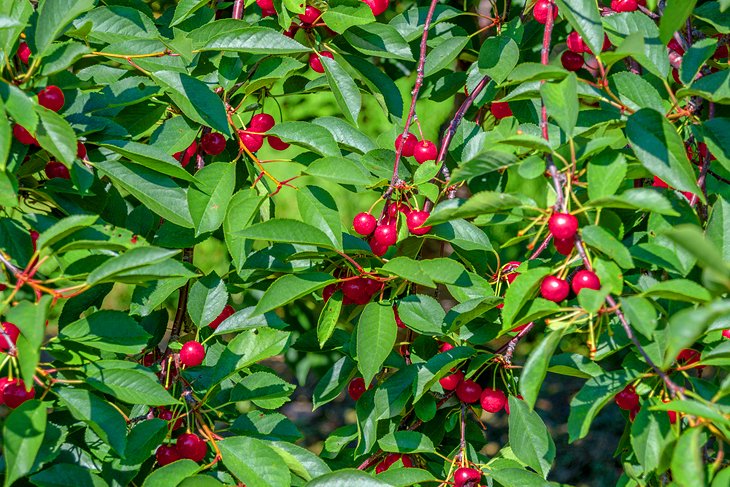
[
  {"left": 395, "top": 131, "right": 438, "bottom": 164},
  {"left": 155, "top": 432, "right": 208, "bottom": 466}
]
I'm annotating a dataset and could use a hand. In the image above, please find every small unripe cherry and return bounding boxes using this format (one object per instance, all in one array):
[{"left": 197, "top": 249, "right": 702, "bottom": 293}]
[
  {"left": 533, "top": 0, "right": 558, "bottom": 25},
  {"left": 395, "top": 133, "right": 417, "bottom": 157},
  {"left": 373, "top": 224, "right": 397, "bottom": 247},
  {"left": 156, "top": 445, "right": 180, "bottom": 466},
  {"left": 38, "top": 85, "right": 65, "bottom": 112},
  {"left": 540, "top": 275, "right": 570, "bottom": 302},
  {"left": 548, "top": 212, "right": 579, "bottom": 240},
  {"left": 17, "top": 42, "right": 31, "bottom": 64},
  {"left": 571, "top": 269, "right": 601, "bottom": 294},
  {"left": 413, "top": 140, "right": 437, "bottom": 164},
  {"left": 250, "top": 113, "right": 275, "bottom": 132},
  {"left": 453, "top": 467, "right": 482, "bottom": 487},
  {"left": 348, "top": 377, "right": 366, "bottom": 401},
  {"left": 490, "top": 101, "right": 512, "bottom": 119},
  {"left": 406, "top": 210, "right": 432, "bottom": 236},
  {"left": 179, "top": 340, "right": 205, "bottom": 367},
  {"left": 268, "top": 136, "right": 290, "bottom": 150},
  {"left": 309, "top": 51, "right": 333, "bottom": 73},
  {"left": 240, "top": 131, "right": 264, "bottom": 152},
  {"left": 439, "top": 370, "right": 464, "bottom": 391},
  {"left": 566, "top": 31, "right": 586, "bottom": 53},
  {"left": 175, "top": 433, "right": 207, "bottom": 462},
  {"left": 200, "top": 133, "right": 226, "bottom": 155},
  {"left": 561, "top": 51, "right": 584, "bottom": 72},
  {"left": 363, "top": 0, "right": 389, "bottom": 16},
  {"left": 353, "top": 212, "right": 377, "bottom": 236},
  {"left": 208, "top": 304, "right": 235, "bottom": 330},
  {"left": 615, "top": 385, "right": 639, "bottom": 411},
  {"left": 553, "top": 237, "right": 574, "bottom": 255},
  {"left": 12, "top": 124, "right": 37, "bottom": 145},
  {"left": 45, "top": 161, "right": 70, "bottom": 180},
  {"left": 0, "top": 322, "right": 20, "bottom": 352},
  {"left": 480, "top": 387, "right": 507, "bottom": 413},
  {"left": 299, "top": 6, "right": 321, "bottom": 24},
  {"left": 455, "top": 379, "right": 482, "bottom": 404}
]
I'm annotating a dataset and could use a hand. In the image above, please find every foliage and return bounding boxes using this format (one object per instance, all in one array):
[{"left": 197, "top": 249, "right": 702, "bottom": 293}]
[{"left": 1, "top": 0, "right": 730, "bottom": 486}]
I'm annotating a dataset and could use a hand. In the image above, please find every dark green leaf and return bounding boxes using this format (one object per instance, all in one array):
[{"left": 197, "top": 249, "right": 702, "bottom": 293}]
[
  {"left": 2, "top": 400, "right": 47, "bottom": 487},
  {"left": 356, "top": 302, "right": 397, "bottom": 384},
  {"left": 508, "top": 397, "right": 556, "bottom": 478},
  {"left": 56, "top": 388, "right": 126, "bottom": 455}
]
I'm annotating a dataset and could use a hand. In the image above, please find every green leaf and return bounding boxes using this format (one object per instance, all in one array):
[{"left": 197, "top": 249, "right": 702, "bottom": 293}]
[
  {"left": 626, "top": 108, "right": 701, "bottom": 200},
  {"left": 56, "top": 388, "right": 127, "bottom": 455},
  {"left": 671, "top": 427, "right": 706, "bottom": 486},
  {"left": 490, "top": 468, "right": 553, "bottom": 487},
  {"left": 99, "top": 140, "right": 196, "bottom": 182},
  {"left": 631, "top": 404, "right": 674, "bottom": 472},
  {"left": 413, "top": 346, "right": 475, "bottom": 402},
  {"left": 540, "top": 73, "right": 579, "bottom": 137},
  {"left": 84, "top": 365, "right": 179, "bottom": 406},
  {"left": 426, "top": 192, "right": 523, "bottom": 226},
  {"left": 254, "top": 273, "right": 337, "bottom": 315},
  {"left": 231, "top": 371, "right": 296, "bottom": 409},
  {"left": 59, "top": 310, "right": 151, "bottom": 355},
  {"left": 187, "top": 273, "right": 227, "bottom": 329},
  {"left": 554, "top": 0, "right": 604, "bottom": 57},
  {"left": 663, "top": 300, "right": 730, "bottom": 368},
  {"left": 305, "top": 469, "right": 390, "bottom": 487},
  {"left": 658, "top": 0, "right": 697, "bottom": 45},
  {"left": 378, "top": 431, "right": 435, "bottom": 454},
  {"left": 141, "top": 460, "right": 199, "bottom": 487},
  {"left": 269, "top": 441, "right": 331, "bottom": 482},
  {"left": 588, "top": 188, "right": 679, "bottom": 216},
  {"left": 519, "top": 328, "right": 565, "bottom": 409},
  {"left": 240, "top": 219, "right": 335, "bottom": 248},
  {"left": 356, "top": 302, "right": 397, "bottom": 384},
  {"left": 2, "top": 400, "right": 47, "bottom": 487},
  {"left": 587, "top": 152, "right": 627, "bottom": 200},
  {"left": 35, "top": 106, "right": 76, "bottom": 165},
  {"left": 313, "top": 355, "right": 356, "bottom": 409},
  {"left": 320, "top": 2, "right": 375, "bottom": 34},
  {"left": 701, "top": 118, "right": 730, "bottom": 174},
  {"left": 219, "top": 436, "right": 292, "bottom": 486},
  {"left": 581, "top": 225, "right": 633, "bottom": 269},
  {"left": 397, "top": 294, "right": 445, "bottom": 335},
  {"left": 317, "top": 291, "right": 342, "bottom": 348},
  {"left": 342, "top": 24, "right": 414, "bottom": 61},
  {"left": 610, "top": 72, "right": 665, "bottom": 112},
  {"left": 86, "top": 247, "right": 180, "bottom": 285},
  {"left": 304, "top": 157, "right": 375, "bottom": 186},
  {"left": 32, "top": 0, "right": 95, "bottom": 57},
  {"left": 382, "top": 258, "right": 436, "bottom": 288},
  {"left": 36, "top": 214, "right": 99, "bottom": 250},
  {"left": 450, "top": 151, "right": 520, "bottom": 183},
  {"left": 148, "top": 71, "right": 230, "bottom": 136},
  {"left": 268, "top": 122, "right": 341, "bottom": 156},
  {"left": 603, "top": 11, "right": 668, "bottom": 78},
  {"left": 621, "top": 296, "right": 658, "bottom": 339},
  {"left": 197, "top": 27, "right": 310, "bottom": 54},
  {"left": 39, "top": 41, "right": 92, "bottom": 76},
  {"left": 478, "top": 36, "right": 519, "bottom": 84},
  {"left": 502, "top": 267, "right": 552, "bottom": 329},
  {"left": 642, "top": 279, "right": 712, "bottom": 303},
  {"left": 188, "top": 162, "right": 236, "bottom": 236},
  {"left": 224, "top": 189, "right": 266, "bottom": 272},
  {"left": 680, "top": 38, "right": 717, "bottom": 85},
  {"left": 212, "top": 328, "right": 291, "bottom": 382},
  {"left": 297, "top": 186, "right": 343, "bottom": 250},
  {"left": 694, "top": 2, "right": 730, "bottom": 32},
  {"left": 321, "top": 56, "right": 361, "bottom": 126},
  {"left": 5, "top": 297, "right": 50, "bottom": 387},
  {"left": 425, "top": 36, "right": 469, "bottom": 77},
  {"left": 29, "top": 464, "right": 107, "bottom": 487},
  {"left": 677, "top": 70, "right": 730, "bottom": 104},
  {"left": 170, "top": 0, "right": 208, "bottom": 26},
  {"left": 508, "top": 397, "right": 556, "bottom": 478}
]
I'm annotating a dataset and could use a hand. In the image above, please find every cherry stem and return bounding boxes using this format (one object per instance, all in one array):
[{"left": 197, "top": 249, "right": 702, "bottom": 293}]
[{"left": 232, "top": 0, "right": 245, "bottom": 20}]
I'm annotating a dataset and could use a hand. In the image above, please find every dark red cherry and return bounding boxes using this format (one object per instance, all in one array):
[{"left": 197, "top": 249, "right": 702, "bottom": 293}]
[
  {"left": 363, "top": 0, "right": 389, "bottom": 16},
  {"left": 12, "top": 124, "right": 37, "bottom": 145},
  {"left": 200, "top": 133, "right": 226, "bottom": 155},
  {"left": 240, "top": 131, "right": 264, "bottom": 152},
  {"left": 299, "top": 6, "right": 321, "bottom": 25},
  {"left": 174, "top": 140, "right": 197, "bottom": 167},
  {"left": 256, "top": 0, "right": 274, "bottom": 11},
  {"left": 2, "top": 379, "right": 35, "bottom": 408},
  {"left": 571, "top": 270, "right": 601, "bottom": 294},
  {"left": 175, "top": 433, "right": 207, "bottom": 462},
  {"left": 406, "top": 210, "right": 432, "bottom": 236},
  {"left": 480, "top": 387, "right": 507, "bottom": 413},
  {"left": 504, "top": 394, "right": 523, "bottom": 414},
  {"left": 553, "top": 237, "right": 574, "bottom": 255},
  {"left": 268, "top": 136, "right": 290, "bottom": 150},
  {"left": 439, "top": 370, "right": 464, "bottom": 391},
  {"left": 38, "top": 85, "right": 64, "bottom": 112},
  {"left": 0, "top": 322, "right": 20, "bottom": 352},
  {"left": 76, "top": 141, "right": 87, "bottom": 160},
  {"left": 540, "top": 276, "right": 570, "bottom": 302},
  {"left": 615, "top": 385, "right": 639, "bottom": 411},
  {"left": 156, "top": 445, "right": 180, "bottom": 466},
  {"left": 179, "top": 341, "right": 205, "bottom": 367},
  {"left": 611, "top": 0, "right": 639, "bottom": 12},
  {"left": 548, "top": 212, "right": 579, "bottom": 240},
  {"left": 395, "top": 133, "right": 417, "bottom": 157},
  {"left": 309, "top": 51, "right": 333, "bottom": 73},
  {"left": 567, "top": 31, "right": 587, "bottom": 53},
  {"left": 453, "top": 467, "right": 482, "bottom": 487},
  {"left": 348, "top": 377, "right": 366, "bottom": 401},
  {"left": 45, "top": 161, "right": 70, "bottom": 180},
  {"left": 208, "top": 304, "right": 235, "bottom": 330},
  {"left": 249, "top": 113, "right": 275, "bottom": 132},
  {"left": 455, "top": 379, "right": 482, "bottom": 404},
  {"left": 439, "top": 342, "right": 454, "bottom": 353},
  {"left": 413, "top": 140, "right": 437, "bottom": 164},
  {"left": 17, "top": 42, "right": 30, "bottom": 64},
  {"left": 322, "top": 283, "right": 338, "bottom": 303},
  {"left": 533, "top": 0, "right": 558, "bottom": 25},
  {"left": 676, "top": 348, "right": 701, "bottom": 366},
  {"left": 353, "top": 212, "right": 377, "bottom": 236},
  {"left": 491, "top": 101, "right": 512, "bottom": 119},
  {"left": 370, "top": 239, "right": 389, "bottom": 256},
  {"left": 561, "top": 51, "right": 584, "bottom": 71}
]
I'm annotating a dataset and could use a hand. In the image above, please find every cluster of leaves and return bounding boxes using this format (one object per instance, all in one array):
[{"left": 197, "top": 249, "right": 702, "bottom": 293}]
[{"left": 1, "top": 0, "right": 730, "bottom": 486}]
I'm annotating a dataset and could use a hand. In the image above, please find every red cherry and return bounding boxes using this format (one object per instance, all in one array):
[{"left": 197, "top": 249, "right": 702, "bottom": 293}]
[
  {"left": 490, "top": 101, "right": 512, "bottom": 119},
  {"left": 348, "top": 377, "right": 366, "bottom": 401},
  {"left": 601, "top": 34, "right": 612, "bottom": 52},
  {"left": 439, "top": 370, "right": 464, "bottom": 391},
  {"left": 413, "top": 140, "right": 437, "bottom": 164},
  {"left": 540, "top": 276, "right": 570, "bottom": 302},
  {"left": 533, "top": 0, "right": 558, "bottom": 25},
  {"left": 629, "top": 406, "right": 639, "bottom": 422},
  {"left": 179, "top": 341, "right": 205, "bottom": 367},
  {"left": 406, "top": 211, "right": 432, "bottom": 236},
  {"left": 561, "top": 51, "right": 583, "bottom": 71},
  {"left": 12, "top": 124, "right": 37, "bottom": 145},
  {"left": 611, "top": 0, "right": 638, "bottom": 12},
  {"left": 0, "top": 322, "right": 20, "bottom": 352},
  {"left": 174, "top": 141, "right": 197, "bottom": 167},
  {"left": 342, "top": 278, "right": 372, "bottom": 305},
  {"left": 268, "top": 136, "right": 290, "bottom": 151},
  {"left": 668, "top": 38, "right": 685, "bottom": 56},
  {"left": 175, "top": 433, "right": 207, "bottom": 462},
  {"left": 553, "top": 237, "right": 574, "bottom": 255},
  {"left": 250, "top": 113, "right": 275, "bottom": 133},
  {"left": 453, "top": 467, "right": 482, "bottom": 487},
  {"left": 504, "top": 394, "right": 523, "bottom": 414},
  {"left": 3, "top": 379, "right": 35, "bottom": 409},
  {"left": 455, "top": 379, "right": 482, "bottom": 404},
  {"left": 38, "top": 85, "right": 65, "bottom": 112},
  {"left": 45, "top": 161, "right": 70, "bottom": 180},
  {"left": 256, "top": 0, "right": 274, "bottom": 10},
  {"left": 200, "top": 133, "right": 226, "bottom": 155},
  {"left": 652, "top": 176, "right": 670, "bottom": 189},
  {"left": 387, "top": 202, "right": 410, "bottom": 219},
  {"left": 714, "top": 44, "right": 729, "bottom": 60},
  {"left": 17, "top": 42, "right": 30, "bottom": 64},
  {"left": 322, "top": 283, "right": 338, "bottom": 303},
  {"left": 362, "top": 0, "right": 389, "bottom": 16},
  {"left": 353, "top": 212, "right": 377, "bottom": 236},
  {"left": 208, "top": 304, "right": 235, "bottom": 330},
  {"left": 548, "top": 212, "right": 578, "bottom": 240},
  {"left": 261, "top": 7, "right": 276, "bottom": 17},
  {"left": 393, "top": 306, "right": 406, "bottom": 329},
  {"left": 615, "top": 385, "right": 640, "bottom": 410},
  {"left": 284, "top": 24, "right": 299, "bottom": 38},
  {"left": 299, "top": 6, "right": 321, "bottom": 25},
  {"left": 156, "top": 445, "right": 181, "bottom": 466},
  {"left": 309, "top": 51, "right": 333, "bottom": 73},
  {"left": 240, "top": 131, "right": 264, "bottom": 152},
  {"left": 502, "top": 261, "right": 521, "bottom": 284},
  {"left": 439, "top": 342, "right": 454, "bottom": 353},
  {"left": 677, "top": 348, "right": 701, "bottom": 366},
  {"left": 567, "top": 31, "right": 586, "bottom": 53},
  {"left": 0, "top": 377, "right": 10, "bottom": 404},
  {"left": 77, "top": 141, "right": 87, "bottom": 160},
  {"left": 480, "top": 387, "right": 507, "bottom": 413},
  {"left": 373, "top": 224, "right": 397, "bottom": 247},
  {"left": 142, "top": 352, "right": 155, "bottom": 367},
  {"left": 723, "top": 329, "right": 730, "bottom": 339},
  {"left": 370, "top": 239, "right": 389, "bottom": 256},
  {"left": 395, "top": 133, "right": 417, "bottom": 157},
  {"left": 157, "top": 407, "right": 184, "bottom": 429},
  {"left": 571, "top": 270, "right": 601, "bottom": 295}
]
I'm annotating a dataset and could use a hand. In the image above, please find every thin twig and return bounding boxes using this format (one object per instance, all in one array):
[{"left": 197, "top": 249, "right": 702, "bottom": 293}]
[{"left": 232, "top": 0, "right": 245, "bottom": 20}]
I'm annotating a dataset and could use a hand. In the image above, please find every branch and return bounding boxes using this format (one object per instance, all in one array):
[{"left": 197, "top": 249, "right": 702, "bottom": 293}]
[
  {"left": 169, "top": 248, "right": 194, "bottom": 346},
  {"left": 232, "top": 0, "right": 245, "bottom": 20}
]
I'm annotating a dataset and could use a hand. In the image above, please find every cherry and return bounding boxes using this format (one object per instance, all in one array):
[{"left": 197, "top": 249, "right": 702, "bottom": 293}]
[
  {"left": 3, "top": 379, "right": 35, "bottom": 408},
  {"left": 490, "top": 101, "right": 512, "bottom": 119},
  {"left": 208, "top": 304, "right": 235, "bottom": 330},
  {"left": 17, "top": 42, "right": 30, "bottom": 64},
  {"left": 375, "top": 453, "right": 411, "bottom": 473},
  {"left": 439, "top": 342, "right": 454, "bottom": 353},
  {"left": 629, "top": 406, "right": 639, "bottom": 422},
  {"left": 284, "top": 24, "right": 299, "bottom": 38},
  {"left": 540, "top": 276, "right": 570, "bottom": 302},
  {"left": 175, "top": 433, "right": 207, "bottom": 462},
  {"left": 502, "top": 261, "right": 521, "bottom": 284},
  {"left": 615, "top": 385, "right": 639, "bottom": 410},
  {"left": 353, "top": 212, "right": 377, "bottom": 236},
  {"left": 480, "top": 388, "right": 506, "bottom": 413},
  {"left": 533, "top": 0, "right": 558, "bottom": 25},
  {"left": 256, "top": 0, "right": 274, "bottom": 11},
  {"left": 174, "top": 140, "right": 197, "bottom": 167},
  {"left": 342, "top": 278, "right": 372, "bottom": 305},
  {"left": 453, "top": 467, "right": 481, "bottom": 487},
  {"left": 395, "top": 132, "right": 417, "bottom": 157},
  {"left": 250, "top": 113, "right": 276, "bottom": 133},
  {"left": 157, "top": 407, "right": 184, "bottom": 429},
  {"left": 268, "top": 136, "right": 290, "bottom": 150},
  {"left": 455, "top": 379, "right": 482, "bottom": 404},
  {"left": 309, "top": 51, "right": 334, "bottom": 73},
  {"left": 723, "top": 329, "right": 730, "bottom": 339},
  {"left": 548, "top": 212, "right": 578, "bottom": 240},
  {"left": 676, "top": 348, "right": 701, "bottom": 366},
  {"left": 0, "top": 377, "right": 10, "bottom": 404},
  {"left": 387, "top": 202, "right": 410, "bottom": 219},
  {"left": 439, "top": 370, "right": 464, "bottom": 391},
  {"left": 299, "top": 6, "right": 321, "bottom": 25},
  {"left": 179, "top": 341, "right": 205, "bottom": 367},
  {"left": 156, "top": 445, "right": 180, "bottom": 466},
  {"left": 413, "top": 140, "right": 437, "bottom": 164},
  {"left": 322, "top": 283, "right": 338, "bottom": 303},
  {"left": 671, "top": 68, "right": 681, "bottom": 84},
  {"left": 363, "top": 0, "right": 389, "bottom": 16},
  {"left": 373, "top": 224, "right": 397, "bottom": 247},
  {"left": 200, "top": 133, "right": 226, "bottom": 155},
  {"left": 667, "top": 38, "right": 685, "bottom": 56},
  {"left": 504, "top": 394, "right": 523, "bottom": 414},
  {"left": 553, "top": 237, "right": 574, "bottom": 256},
  {"left": 348, "top": 377, "right": 366, "bottom": 401},
  {"left": 77, "top": 141, "right": 87, "bottom": 160},
  {"left": 12, "top": 124, "right": 37, "bottom": 145},
  {"left": 240, "top": 131, "right": 264, "bottom": 152},
  {"left": 561, "top": 51, "right": 583, "bottom": 71},
  {"left": 611, "top": 0, "right": 639, "bottom": 12},
  {"left": 393, "top": 306, "right": 406, "bottom": 329},
  {"left": 45, "top": 161, "right": 70, "bottom": 180},
  {"left": 601, "top": 34, "right": 612, "bottom": 52},
  {"left": 0, "top": 322, "right": 20, "bottom": 352},
  {"left": 571, "top": 270, "right": 601, "bottom": 295},
  {"left": 261, "top": 7, "right": 276, "bottom": 16},
  {"left": 567, "top": 31, "right": 587, "bottom": 53},
  {"left": 38, "top": 85, "right": 64, "bottom": 112},
  {"left": 142, "top": 352, "right": 155, "bottom": 367},
  {"left": 370, "top": 239, "right": 389, "bottom": 256},
  {"left": 406, "top": 211, "right": 432, "bottom": 236}
]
